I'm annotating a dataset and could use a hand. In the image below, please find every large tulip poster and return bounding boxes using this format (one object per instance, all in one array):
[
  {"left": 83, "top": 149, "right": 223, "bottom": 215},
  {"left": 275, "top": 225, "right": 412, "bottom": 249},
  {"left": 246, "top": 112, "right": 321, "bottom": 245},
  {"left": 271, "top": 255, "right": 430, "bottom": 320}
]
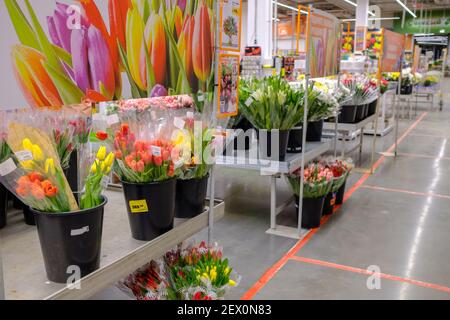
[
  {"left": 309, "top": 11, "right": 340, "bottom": 78},
  {"left": 0, "top": 0, "right": 215, "bottom": 109}
]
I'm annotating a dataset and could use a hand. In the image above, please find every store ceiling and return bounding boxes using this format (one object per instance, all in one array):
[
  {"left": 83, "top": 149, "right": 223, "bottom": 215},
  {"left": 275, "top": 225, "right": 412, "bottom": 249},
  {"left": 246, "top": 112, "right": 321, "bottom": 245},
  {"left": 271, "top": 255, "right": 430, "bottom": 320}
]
[{"left": 276, "top": 0, "right": 450, "bottom": 19}]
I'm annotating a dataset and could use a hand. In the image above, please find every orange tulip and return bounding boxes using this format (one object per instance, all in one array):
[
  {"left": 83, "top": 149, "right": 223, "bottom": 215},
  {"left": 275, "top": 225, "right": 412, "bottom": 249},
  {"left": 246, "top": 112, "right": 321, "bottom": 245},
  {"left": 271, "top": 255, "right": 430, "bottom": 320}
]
[
  {"left": 109, "top": 0, "right": 132, "bottom": 50},
  {"left": 11, "top": 45, "right": 63, "bottom": 108},
  {"left": 177, "top": 14, "right": 195, "bottom": 84},
  {"left": 192, "top": 1, "right": 213, "bottom": 83},
  {"left": 142, "top": 13, "right": 167, "bottom": 86},
  {"left": 173, "top": 5, "right": 183, "bottom": 39}
]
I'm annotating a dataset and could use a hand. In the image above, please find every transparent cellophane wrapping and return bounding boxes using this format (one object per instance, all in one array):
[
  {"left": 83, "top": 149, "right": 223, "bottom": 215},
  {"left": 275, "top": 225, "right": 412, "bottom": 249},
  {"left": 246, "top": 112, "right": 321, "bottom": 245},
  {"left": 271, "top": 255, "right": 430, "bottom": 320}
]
[
  {"left": 116, "top": 242, "right": 240, "bottom": 300},
  {"left": 0, "top": 121, "right": 78, "bottom": 212},
  {"left": 0, "top": 110, "right": 13, "bottom": 164}
]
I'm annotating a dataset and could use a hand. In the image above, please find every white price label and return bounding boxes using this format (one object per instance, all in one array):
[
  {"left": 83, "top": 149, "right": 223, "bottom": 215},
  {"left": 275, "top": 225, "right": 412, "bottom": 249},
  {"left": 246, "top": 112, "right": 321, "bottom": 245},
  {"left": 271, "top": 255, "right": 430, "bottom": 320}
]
[
  {"left": 186, "top": 112, "right": 194, "bottom": 119},
  {"left": 198, "top": 94, "right": 205, "bottom": 102},
  {"left": 101, "top": 175, "right": 110, "bottom": 189},
  {"left": 151, "top": 146, "right": 162, "bottom": 157},
  {"left": 15, "top": 150, "right": 33, "bottom": 162},
  {"left": 174, "top": 159, "right": 184, "bottom": 169},
  {"left": 0, "top": 158, "right": 17, "bottom": 177},
  {"left": 245, "top": 97, "right": 254, "bottom": 106},
  {"left": 107, "top": 113, "right": 120, "bottom": 126},
  {"left": 71, "top": 226, "right": 90, "bottom": 237},
  {"left": 174, "top": 117, "right": 185, "bottom": 130}
]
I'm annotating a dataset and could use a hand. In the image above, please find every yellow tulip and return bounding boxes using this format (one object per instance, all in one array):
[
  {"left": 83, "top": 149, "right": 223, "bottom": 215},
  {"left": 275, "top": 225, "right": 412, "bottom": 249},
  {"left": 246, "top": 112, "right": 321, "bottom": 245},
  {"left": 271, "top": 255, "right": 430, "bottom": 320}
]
[
  {"left": 21, "top": 160, "right": 34, "bottom": 170},
  {"left": 228, "top": 280, "right": 236, "bottom": 287},
  {"left": 97, "top": 146, "right": 107, "bottom": 161},
  {"left": 45, "top": 158, "right": 55, "bottom": 175},
  {"left": 23, "top": 138, "right": 33, "bottom": 151},
  {"left": 31, "top": 144, "right": 44, "bottom": 162},
  {"left": 126, "top": 6, "right": 146, "bottom": 90},
  {"left": 91, "top": 159, "right": 100, "bottom": 174},
  {"left": 225, "top": 267, "right": 231, "bottom": 275},
  {"left": 104, "top": 152, "right": 115, "bottom": 167}
]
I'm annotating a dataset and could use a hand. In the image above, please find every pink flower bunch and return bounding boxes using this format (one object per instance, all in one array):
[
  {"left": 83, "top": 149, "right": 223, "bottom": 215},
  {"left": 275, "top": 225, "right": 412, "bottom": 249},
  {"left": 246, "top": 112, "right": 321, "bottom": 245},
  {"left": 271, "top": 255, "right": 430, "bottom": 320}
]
[{"left": 119, "top": 95, "right": 195, "bottom": 112}]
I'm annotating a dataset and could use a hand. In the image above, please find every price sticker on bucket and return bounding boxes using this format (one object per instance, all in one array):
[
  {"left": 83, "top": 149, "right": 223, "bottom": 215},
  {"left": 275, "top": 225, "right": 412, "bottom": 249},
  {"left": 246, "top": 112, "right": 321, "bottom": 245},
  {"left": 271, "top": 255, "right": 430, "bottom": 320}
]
[
  {"left": 129, "top": 200, "right": 149, "bottom": 213},
  {"left": 15, "top": 150, "right": 33, "bottom": 162},
  {"left": 151, "top": 146, "right": 161, "bottom": 157}
]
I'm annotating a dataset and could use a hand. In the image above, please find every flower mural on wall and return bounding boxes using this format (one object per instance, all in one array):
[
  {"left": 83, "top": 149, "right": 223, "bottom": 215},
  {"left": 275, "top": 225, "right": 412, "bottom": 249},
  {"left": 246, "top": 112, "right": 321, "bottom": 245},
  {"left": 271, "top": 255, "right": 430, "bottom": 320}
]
[{"left": 5, "top": 0, "right": 215, "bottom": 108}]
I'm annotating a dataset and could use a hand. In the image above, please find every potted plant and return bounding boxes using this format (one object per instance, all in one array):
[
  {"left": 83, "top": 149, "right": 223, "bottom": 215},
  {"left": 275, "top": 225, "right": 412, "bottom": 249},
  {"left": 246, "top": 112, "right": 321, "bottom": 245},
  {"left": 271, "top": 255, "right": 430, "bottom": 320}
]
[
  {"left": 1, "top": 121, "right": 109, "bottom": 284},
  {"left": 287, "top": 163, "right": 333, "bottom": 229},
  {"left": 113, "top": 120, "right": 177, "bottom": 241},
  {"left": 239, "top": 76, "right": 305, "bottom": 160},
  {"left": 173, "top": 114, "right": 214, "bottom": 219}
]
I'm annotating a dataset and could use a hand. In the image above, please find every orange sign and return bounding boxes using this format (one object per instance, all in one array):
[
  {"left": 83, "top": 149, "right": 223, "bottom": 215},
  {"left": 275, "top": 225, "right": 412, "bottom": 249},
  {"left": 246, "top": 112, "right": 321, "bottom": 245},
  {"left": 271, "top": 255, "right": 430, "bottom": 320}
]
[{"left": 381, "top": 30, "right": 405, "bottom": 72}]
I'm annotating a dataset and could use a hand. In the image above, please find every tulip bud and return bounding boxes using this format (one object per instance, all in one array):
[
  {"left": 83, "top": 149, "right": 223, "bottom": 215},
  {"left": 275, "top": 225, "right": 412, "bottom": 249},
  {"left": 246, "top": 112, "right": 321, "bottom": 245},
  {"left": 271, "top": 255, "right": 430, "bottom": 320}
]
[
  {"left": 192, "top": 2, "right": 213, "bottom": 83},
  {"left": 142, "top": 13, "right": 167, "bottom": 86}
]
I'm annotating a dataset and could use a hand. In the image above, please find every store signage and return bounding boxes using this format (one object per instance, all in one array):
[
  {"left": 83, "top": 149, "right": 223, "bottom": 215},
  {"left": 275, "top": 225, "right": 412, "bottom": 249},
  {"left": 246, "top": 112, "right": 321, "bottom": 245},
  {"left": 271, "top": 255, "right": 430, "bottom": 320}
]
[
  {"left": 355, "top": 26, "right": 367, "bottom": 53},
  {"left": 219, "top": 0, "right": 243, "bottom": 52},
  {"left": 381, "top": 30, "right": 405, "bottom": 73},
  {"left": 218, "top": 54, "right": 240, "bottom": 118},
  {"left": 0, "top": 0, "right": 216, "bottom": 108},
  {"left": 393, "top": 9, "right": 450, "bottom": 34}
]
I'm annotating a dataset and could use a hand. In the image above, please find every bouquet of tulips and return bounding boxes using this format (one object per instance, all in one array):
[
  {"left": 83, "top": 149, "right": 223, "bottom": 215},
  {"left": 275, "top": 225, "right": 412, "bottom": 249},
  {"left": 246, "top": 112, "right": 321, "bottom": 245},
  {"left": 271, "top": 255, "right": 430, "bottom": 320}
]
[
  {"left": 341, "top": 74, "right": 379, "bottom": 105},
  {"left": 287, "top": 163, "right": 334, "bottom": 199},
  {"left": 165, "top": 242, "right": 240, "bottom": 300},
  {"left": 0, "top": 111, "right": 12, "bottom": 164},
  {"left": 0, "top": 121, "right": 78, "bottom": 213},
  {"left": 171, "top": 112, "right": 215, "bottom": 180},
  {"left": 239, "top": 76, "right": 305, "bottom": 130},
  {"left": 79, "top": 146, "right": 115, "bottom": 210},
  {"left": 319, "top": 158, "right": 353, "bottom": 193},
  {"left": 113, "top": 108, "right": 180, "bottom": 183}
]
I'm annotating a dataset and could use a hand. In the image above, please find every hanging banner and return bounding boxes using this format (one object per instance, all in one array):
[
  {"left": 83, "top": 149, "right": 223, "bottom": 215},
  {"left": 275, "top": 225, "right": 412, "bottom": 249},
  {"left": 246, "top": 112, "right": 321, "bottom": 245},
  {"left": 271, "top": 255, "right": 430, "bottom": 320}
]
[
  {"left": 217, "top": 54, "right": 239, "bottom": 118},
  {"left": 309, "top": 10, "right": 340, "bottom": 78},
  {"left": 354, "top": 26, "right": 367, "bottom": 52},
  {"left": 381, "top": 30, "right": 405, "bottom": 73},
  {"left": 0, "top": 0, "right": 215, "bottom": 109},
  {"left": 219, "top": 0, "right": 242, "bottom": 52},
  {"left": 413, "top": 45, "right": 421, "bottom": 73}
]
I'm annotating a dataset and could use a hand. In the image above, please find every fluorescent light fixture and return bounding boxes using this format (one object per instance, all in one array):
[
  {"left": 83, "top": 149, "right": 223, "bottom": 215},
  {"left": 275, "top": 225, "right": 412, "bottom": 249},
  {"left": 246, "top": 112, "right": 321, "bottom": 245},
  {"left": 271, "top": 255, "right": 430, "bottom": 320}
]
[
  {"left": 343, "top": 0, "right": 357, "bottom": 7},
  {"left": 272, "top": 1, "right": 308, "bottom": 14},
  {"left": 395, "top": 0, "right": 417, "bottom": 18},
  {"left": 342, "top": 17, "right": 401, "bottom": 22}
]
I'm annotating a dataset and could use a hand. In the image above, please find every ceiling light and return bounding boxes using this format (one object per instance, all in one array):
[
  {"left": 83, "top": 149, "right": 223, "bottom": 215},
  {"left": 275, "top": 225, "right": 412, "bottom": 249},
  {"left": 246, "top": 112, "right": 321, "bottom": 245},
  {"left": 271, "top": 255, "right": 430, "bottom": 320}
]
[
  {"left": 395, "top": 0, "right": 417, "bottom": 18},
  {"left": 272, "top": 1, "right": 308, "bottom": 14},
  {"left": 343, "top": 0, "right": 357, "bottom": 7},
  {"left": 342, "top": 17, "right": 401, "bottom": 22}
]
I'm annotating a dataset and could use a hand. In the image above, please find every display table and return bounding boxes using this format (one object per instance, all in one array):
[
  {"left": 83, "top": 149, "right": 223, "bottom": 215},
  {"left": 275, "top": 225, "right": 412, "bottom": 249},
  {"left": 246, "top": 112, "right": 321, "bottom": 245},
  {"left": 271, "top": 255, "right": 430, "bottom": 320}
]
[
  {"left": 217, "top": 140, "right": 331, "bottom": 239},
  {"left": 0, "top": 190, "right": 224, "bottom": 300}
]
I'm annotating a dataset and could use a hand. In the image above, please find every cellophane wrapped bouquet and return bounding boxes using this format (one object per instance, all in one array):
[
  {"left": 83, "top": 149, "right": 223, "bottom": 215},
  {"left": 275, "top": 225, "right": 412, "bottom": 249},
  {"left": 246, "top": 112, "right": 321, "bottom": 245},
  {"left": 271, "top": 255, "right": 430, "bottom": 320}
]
[
  {"left": 171, "top": 112, "right": 215, "bottom": 180},
  {"left": 319, "top": 157, "right": 353, "bottom": 193},
  {"left": 0, "top": 120, "right": 78, "bottom": 213},
  {"left": 287, "top": 163, "right": 334, "bottom": 199},
  {"left": 118, "top": 242, "right": 240, "bottom": 300},
  {"left": 112, "top": 107, "right": 179, "bottom": 183},
  {"left": 341, "top": 74, "right": 379, "bottom": 105},
  {"left": 0, "top": 111, "right": 12, "bottom": 164}
]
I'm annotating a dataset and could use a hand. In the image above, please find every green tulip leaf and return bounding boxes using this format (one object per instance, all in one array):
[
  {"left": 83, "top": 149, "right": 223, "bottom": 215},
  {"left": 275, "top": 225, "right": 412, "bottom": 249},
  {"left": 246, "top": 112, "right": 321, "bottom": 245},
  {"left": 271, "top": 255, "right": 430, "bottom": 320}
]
[
  {"left": 42, "top": 61, "right": 84, "bottom": 104},
  {"left": 4, "top": 0, "right": 40, "bottom": 50}
]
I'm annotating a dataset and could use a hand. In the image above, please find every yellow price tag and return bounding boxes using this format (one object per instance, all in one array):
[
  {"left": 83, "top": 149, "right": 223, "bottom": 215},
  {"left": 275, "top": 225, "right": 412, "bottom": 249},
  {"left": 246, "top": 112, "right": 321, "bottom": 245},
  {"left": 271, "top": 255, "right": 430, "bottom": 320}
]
[{"left": 129, "top": 200, "right": 149, "bottom": 213}]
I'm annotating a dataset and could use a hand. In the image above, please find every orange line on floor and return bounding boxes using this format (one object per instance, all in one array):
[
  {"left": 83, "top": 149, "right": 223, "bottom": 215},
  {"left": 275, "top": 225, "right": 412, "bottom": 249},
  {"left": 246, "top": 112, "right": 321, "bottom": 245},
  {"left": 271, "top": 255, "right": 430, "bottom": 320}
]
[
  {"left": 409, "top": 133, "right": 450, "bottom": 139},
  {"left": 240, "top": 112, "right": 428, "bottom": 300},
  {"left": 290, "top": 256, "right": 450, "bottom": 294},
  {"left": 362, "top": 185, "right": 450, "bottom": 201},
  {"left": 399, "top": 152, "right": 450, "bottom": 161}
]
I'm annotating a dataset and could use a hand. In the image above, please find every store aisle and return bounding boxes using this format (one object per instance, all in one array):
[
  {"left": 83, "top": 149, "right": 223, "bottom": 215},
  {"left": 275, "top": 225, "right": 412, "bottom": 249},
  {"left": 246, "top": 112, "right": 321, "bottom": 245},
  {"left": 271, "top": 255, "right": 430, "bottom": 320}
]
[{"left": 236, "top": 84, "right": 450, "bottom": 300}]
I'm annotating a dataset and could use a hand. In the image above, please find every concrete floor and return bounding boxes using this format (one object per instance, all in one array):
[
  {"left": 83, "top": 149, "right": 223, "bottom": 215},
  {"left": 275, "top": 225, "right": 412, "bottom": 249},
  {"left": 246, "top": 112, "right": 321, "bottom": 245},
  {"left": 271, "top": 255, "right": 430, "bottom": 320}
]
[{"left": 3, "top": 82, "right": 450, "bottom": 300}]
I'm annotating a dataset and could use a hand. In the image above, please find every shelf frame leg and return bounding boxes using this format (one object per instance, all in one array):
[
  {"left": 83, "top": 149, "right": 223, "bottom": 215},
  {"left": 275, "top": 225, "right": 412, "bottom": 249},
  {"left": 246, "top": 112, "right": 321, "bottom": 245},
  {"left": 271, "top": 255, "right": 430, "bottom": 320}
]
[{"left": 270, "top": 175, "right": 277, "bottom": 230}]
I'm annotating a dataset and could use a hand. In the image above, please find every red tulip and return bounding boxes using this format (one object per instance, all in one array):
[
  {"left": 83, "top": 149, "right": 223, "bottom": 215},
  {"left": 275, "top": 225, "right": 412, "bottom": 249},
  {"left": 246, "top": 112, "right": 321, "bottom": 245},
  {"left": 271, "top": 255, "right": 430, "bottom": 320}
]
[
  {"left": 142, "top": 13, "right": 167, "bottom": 86},
  {"left": 109, "top": 0, "right": 132, "bottom": 50},
  {"left": 178, "top": 14, "right": 195, "bottom": 84}
]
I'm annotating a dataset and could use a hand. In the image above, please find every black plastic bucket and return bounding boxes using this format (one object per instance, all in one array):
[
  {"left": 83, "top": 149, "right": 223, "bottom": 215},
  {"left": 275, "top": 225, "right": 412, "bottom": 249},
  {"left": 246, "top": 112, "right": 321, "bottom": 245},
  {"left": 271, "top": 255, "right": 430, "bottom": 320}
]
[
  {"left": 335, "top": 180, "right": 347, "bottom": 205},
  {"left": 233, "top": 129, "right": 252, "bottom": 150},
  {"left": 257, "top": 130, "right": 290, "bottom": 161},
  {"left": 339, "top": 105, "right": 358, "bottom": 123},
  {"left": 23, "top": 206, "right": 36, "bottom": 226},
  {"left": 368, "top": 99, "right": 378, "bottom": 116},
  {"left": 122, "top": 179, "right": 176, "bottom": 241},
  {"left": 306, "top": 120, "right": 324, "bottom": 142},
  {"left": 295, "top": 196, "right": 325, "bottom": 229},
  {"left": 401, "top": 85, "right": 413, "bottom": 95},
  {"left": 0, "top": 183, "right": 7, "bottom": 229},
  {"left": 287, "top": 126, "right": 304, "bottom": 154},
  {"left": 355, "top": 105, "right": 367, "bottom": 122},
  {"left": 31, "top": 197, "right": 107, "bottom": 283},
  {"left": 175, "top": 175, "right": 209, "bottom": 219},
  {"left": 322, "top": 192, "right": 336, "bottom": 216}
]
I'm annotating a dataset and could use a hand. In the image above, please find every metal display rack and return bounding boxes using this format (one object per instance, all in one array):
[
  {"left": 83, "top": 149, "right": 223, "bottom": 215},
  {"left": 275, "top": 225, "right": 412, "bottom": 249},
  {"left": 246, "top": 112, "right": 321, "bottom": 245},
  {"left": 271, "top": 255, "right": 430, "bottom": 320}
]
[{"left": 217, "top": 140, "right": 331, "bottom": 239}]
